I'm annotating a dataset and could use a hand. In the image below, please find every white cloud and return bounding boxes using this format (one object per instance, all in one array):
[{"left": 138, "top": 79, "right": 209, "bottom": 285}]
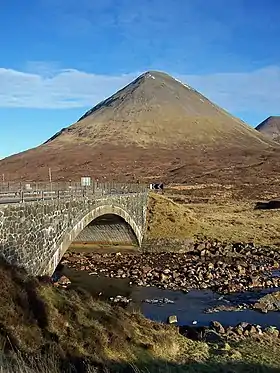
[
  {"left": 0, "top": 68, "right": 138, "bottom": 109},
  {"left": 0, "top": 65, "right": 279, "bottom": 117},
  {"left": 180, "top": 66, "right": 280, "bottom": 115}
]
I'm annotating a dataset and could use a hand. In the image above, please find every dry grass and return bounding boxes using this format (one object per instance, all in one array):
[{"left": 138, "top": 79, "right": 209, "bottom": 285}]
[
  {"left": 1, "top": 260, "right": 280, "bottom": 372},
  {"left": 0, "top": 258, "right": 206, "bottom": 370},
  {"left": 1, "top": 339, "right": 280, "bottom": 373},
  {"left": 227, "top": 337, "right": 280, "bottom": 369},
  {"left": 145, "top": 193, "right": 198, "bottom": 239},
  {"left": 38, "top": 285, "right": 193, "bottom": 366},
  {"left": 146, "top": 193, "right": 280, "bottom": 246}
]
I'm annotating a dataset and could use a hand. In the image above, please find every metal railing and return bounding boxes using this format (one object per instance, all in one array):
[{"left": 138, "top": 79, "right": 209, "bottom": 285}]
[{"left": 0, "top": 181, "right": 148, "bottom": 204}]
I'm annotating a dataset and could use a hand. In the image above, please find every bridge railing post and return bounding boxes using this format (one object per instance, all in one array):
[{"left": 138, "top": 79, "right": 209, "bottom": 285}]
[{"left": 0, "top": 179, "right": 148, "bottom": 203}]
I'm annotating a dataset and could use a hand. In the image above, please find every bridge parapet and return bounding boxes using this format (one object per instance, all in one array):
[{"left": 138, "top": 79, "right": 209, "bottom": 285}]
[{"left": 0, "top": 181, "right": 147, "bottom": 204}]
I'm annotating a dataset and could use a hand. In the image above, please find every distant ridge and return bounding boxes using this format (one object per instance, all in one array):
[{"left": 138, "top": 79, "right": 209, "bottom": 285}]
[{"left": 256, "top": 116, "right": 280, "bottom": 143}]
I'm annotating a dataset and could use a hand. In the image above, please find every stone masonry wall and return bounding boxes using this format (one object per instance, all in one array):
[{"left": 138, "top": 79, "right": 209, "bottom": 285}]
[
  {"left": 0, "top": 192, "right": 148, "bottom": 276},
  {"left": 74, "top": 222, "right": 138, "bottom": 245}
]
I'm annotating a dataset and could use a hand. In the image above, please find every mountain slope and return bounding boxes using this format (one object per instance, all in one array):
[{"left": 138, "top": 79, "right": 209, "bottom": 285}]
[
  {"left": 44, "top": 71, "right": 269, "bottom": 148},
  {"left": 0, "top": 70, "right": 280, "bottom": 198},
  {"left": 256, "top": 116, "right": 280, "bottom": 143}
]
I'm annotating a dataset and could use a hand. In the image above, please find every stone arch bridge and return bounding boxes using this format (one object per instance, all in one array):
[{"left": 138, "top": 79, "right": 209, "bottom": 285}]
[{"left": 0, "top": 182, "right": 148, "bottom": 276}]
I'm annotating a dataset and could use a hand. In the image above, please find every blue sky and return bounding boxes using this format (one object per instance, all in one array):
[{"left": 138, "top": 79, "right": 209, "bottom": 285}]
[{"left": 1, "top": 0, "right": 280, "bottom": 158}]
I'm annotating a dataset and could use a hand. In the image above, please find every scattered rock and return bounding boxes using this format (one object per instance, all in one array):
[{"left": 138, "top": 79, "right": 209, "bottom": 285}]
[
  {"left": 204, "top": 330, "right": 223, "bottom": 344},
  {"left": 63, "top": 244, "right": 280, "bottom": 294},
  {"left": 246, "top": 324, "right": 258, "bottom": 335},
  {"left": 179, "top": 321, "right": 276, "bottom": 344},
  {"left": 233, "top": 325, "right": 244, "bottom": 336},
  {"left": 160, "top": 273, "right": 169, "bottom": 282},
  {"left": 264, "top": 326, "right": 279, "bottom": 338},
  {"left": 222, "top": 342, "right": 231, "bottom": 351},
  {"left": 253, "top": 291, "right": 280, "bottom": 313},
  {"left": 205, "top": 303, "right": 248, "bottom": 314},
  {"left": 52, "top": 275, "right": 71, "bottom": 288},
  {"left": 167, "top": 315, "right": 178, "bottom": 324},
  {"left": 238, "top": 322, "right": 249, "bottom": 329},
  {"left": 210, "top": 321, "right": 225, "bottom": 334},
  {"left": 179, "top": 325, "right": 206, "bottom": 341},
  {"left": 109, "top": 295, "right": 131, "bottom": 304},
  {"left": 143, "top": 298, "right": 175, "bottom": 304}
]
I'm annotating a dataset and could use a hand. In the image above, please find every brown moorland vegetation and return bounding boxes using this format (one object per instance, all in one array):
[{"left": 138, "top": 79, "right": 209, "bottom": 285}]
[
  {"left": 146, "top": 193, "right": 280, "bottom": 247},
  {"left": 1, "top": 71, "right": 280, "bottom": 201}
]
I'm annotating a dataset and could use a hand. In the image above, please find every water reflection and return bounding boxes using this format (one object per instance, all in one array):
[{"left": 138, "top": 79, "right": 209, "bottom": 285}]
[{"left": 63, "top": 266, "right": 134, "bottom": 299}]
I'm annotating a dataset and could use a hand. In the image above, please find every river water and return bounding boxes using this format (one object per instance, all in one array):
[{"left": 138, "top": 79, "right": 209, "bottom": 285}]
[{"left": 62, "top": 265, "right": 280, "bottom": 328}]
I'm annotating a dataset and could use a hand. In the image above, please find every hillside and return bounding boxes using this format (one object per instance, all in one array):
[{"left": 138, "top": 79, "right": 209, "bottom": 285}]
[
  {"left": 256, "top": 116, "right": 280, "bottom": 143},
  {"left": 1, "top": 70, "right": 280, "bottom": 198}
]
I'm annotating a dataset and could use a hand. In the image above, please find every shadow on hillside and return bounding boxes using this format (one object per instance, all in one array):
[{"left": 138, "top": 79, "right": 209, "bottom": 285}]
[
  {"left": 6, "top": 259, "right": 49, "bottom": 329},
  {"left": 254, "top": 200, "right": 280, "bottom": 210},
  {"left": 0, "top": 258, "right": 50, "bottom": 352},
  {"left": 3, "top": 353, "right": 280, "bottom": 373},
  {"left": 46, "top": 357, "right": 280, "bottom": 373}
]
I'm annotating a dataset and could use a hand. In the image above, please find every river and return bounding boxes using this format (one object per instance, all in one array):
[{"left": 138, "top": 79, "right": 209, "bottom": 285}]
[{"left": 62, "top": 264, "right": 280, "bottom": 329}]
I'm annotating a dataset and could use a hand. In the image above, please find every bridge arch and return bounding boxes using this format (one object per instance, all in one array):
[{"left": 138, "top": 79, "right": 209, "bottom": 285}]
[{"left": 44, "top": 205, "right": 142, "bottom": 276}]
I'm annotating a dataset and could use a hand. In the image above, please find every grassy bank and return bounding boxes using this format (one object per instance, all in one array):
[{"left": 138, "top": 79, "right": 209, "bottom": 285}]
[
  {"left": 146, "top": 193, "right": 280, "bottom": 247},
  {"left": 0, "top": 258, "right": 201, "bottom": 371},
  {"left": 1, "top": 259, "right": 280, "bottom": 372}
]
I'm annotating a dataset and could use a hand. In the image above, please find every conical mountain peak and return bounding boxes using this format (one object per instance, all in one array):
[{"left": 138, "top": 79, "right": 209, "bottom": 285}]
[
  {"left": 0, "top": 71, "right": 279, "bottom": 185},
  {"left": 53, "top": 70, "right": 260, "bottom": 149}
]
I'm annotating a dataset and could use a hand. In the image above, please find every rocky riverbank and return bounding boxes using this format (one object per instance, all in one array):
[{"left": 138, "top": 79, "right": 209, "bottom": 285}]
[
  {"left": 180, "top": 320, "right": 280, "bottom": 344},
  {"left": 205, "top": 291, "right": 280, "bottom": 314},
  {"left": 62, "top": 242, "right": 280, "bottom": 294}
]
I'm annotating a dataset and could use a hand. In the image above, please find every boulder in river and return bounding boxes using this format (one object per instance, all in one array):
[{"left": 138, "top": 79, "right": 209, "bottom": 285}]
[
  {"left": 167, "top": 315, "right": 178, "bottom": 324},
  {"left": 253, "top": 291, "right": 280, "bottom": 313},
  {"left": 109, "top": 295, "right": 131, "bottom": 304},
  {"left": 53, "top": 275, "right": 71, "bottom": 288}
]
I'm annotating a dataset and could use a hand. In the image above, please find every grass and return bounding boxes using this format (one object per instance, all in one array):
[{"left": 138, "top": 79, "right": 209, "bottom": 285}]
[
  {"left": 38, "top": 285, "right": 192, "bottom": 365},
  {"left": 1, "top": 339, "right": 280, "bottom": 372},
  {"left": 0, "top": 258, "right": 204, "bottom": 370},
  {"left": 146, "top": 193, "right": 280, "bottom": 247},
  {"left": 1, "top": 259, "right": 280, "bottom": 371},
  {"left": 145, "top": 193, "right": 198, "bottom": 240}
]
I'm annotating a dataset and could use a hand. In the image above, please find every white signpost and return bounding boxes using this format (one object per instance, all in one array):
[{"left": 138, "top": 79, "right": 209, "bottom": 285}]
[{"left": 81, "top": 177, "right": 91, "bottom": 187}]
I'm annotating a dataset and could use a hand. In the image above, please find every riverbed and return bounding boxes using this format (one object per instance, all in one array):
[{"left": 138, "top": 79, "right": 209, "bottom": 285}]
[
  {"left": 62, "top": 246, "right": 280, "bottom": 295},
  {"left": 62, "top": 265, "right": 280, "bottom": 329}
]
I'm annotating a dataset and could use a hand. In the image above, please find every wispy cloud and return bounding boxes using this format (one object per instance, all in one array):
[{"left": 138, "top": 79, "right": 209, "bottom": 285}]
[
  {"left": 0, "top": 68, "right": 138, "bottom": 109},
  {"left": 181, "top": 66, "right": 280, "bottom": 114},
  {"left": 0, "top": 65, "right": 279, "bottom": 118}
]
